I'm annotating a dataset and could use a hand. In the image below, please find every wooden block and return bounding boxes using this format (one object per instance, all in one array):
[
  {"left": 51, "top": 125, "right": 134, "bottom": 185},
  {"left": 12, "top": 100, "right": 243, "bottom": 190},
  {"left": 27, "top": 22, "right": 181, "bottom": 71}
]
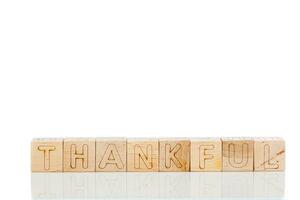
[
  {"left": 190, "top": 138, "right": 222, "bottom": 171},
  {"left": 96, "top": 138, "right": 127, "bottom": 172},
  {"left": 127, "top": 139, "right": 159, "bottom": 172},
  {"left": 64, "top": 138, "right": 96, "bottom": 172},
  {"left": 254, "top": 137, "right": 285, "bottom": 171},
  {"left": 159, "top": 138, "right": 190, "bottom": 171},
  {"left": 222, "top": 138, "right": 254, "bottom": 171},
  {"left": 31, "top": 138, "right": 63, "bottom": 172}
]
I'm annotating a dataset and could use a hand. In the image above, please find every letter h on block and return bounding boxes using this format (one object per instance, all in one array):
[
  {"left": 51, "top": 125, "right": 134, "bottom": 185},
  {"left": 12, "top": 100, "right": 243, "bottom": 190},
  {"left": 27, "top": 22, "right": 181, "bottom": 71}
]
[{"left": 64, "top": 138, "right": 96, "bottom": 172}]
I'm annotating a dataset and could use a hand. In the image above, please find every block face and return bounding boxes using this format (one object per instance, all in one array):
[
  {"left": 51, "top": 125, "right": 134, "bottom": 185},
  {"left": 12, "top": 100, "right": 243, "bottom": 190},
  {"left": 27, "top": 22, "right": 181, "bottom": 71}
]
[
  {"left": 191, "top": 138, "right": 222, "bottom": 171},
  {"left": 222, "top": 138, "right": 254, "bottom": 171},
  {"left": 64, "top": 138, "right": 96, "bottom": 172},
  {"left": 127, "top": 139, "right": 159, "bottom": 172},
  {"left": 254, "top": 138, "right": 285, "bottom": 171},
  {"left": 159, "top": 139, "right": 190, "bottom": 171},
  {"left": 96, "top": 138, "right": 127, "bottom": 172},
  {"left": 31, "top": 138, "right": 63, "bottom": 172}
]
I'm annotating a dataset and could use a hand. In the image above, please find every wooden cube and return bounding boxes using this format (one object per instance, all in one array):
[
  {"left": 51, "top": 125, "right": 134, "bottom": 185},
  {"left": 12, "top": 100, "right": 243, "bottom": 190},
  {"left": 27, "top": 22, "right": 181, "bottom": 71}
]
[
  {"left": 254, "top": 137, "right": 285, "bottom": 171},
  {"left": 190, "top": 138, "right": 222, "bottom": 171},
  {"left": 222, "top": 138, "right": 254, "bottom": 171},
  {"left": 31, "top": 138, "right": 63, "bottom": 172},
  {"left": 96, "top": 138, "right": 127, "bottom": 172},
  {"left": 159, "top": 138, "right": 190, "bottom": 171},
  {"left": 127, "top": 139, "right": 159, "bottom": 172},
  {"left": 64, "top": 138, "right": 96, "bottom": 172}
]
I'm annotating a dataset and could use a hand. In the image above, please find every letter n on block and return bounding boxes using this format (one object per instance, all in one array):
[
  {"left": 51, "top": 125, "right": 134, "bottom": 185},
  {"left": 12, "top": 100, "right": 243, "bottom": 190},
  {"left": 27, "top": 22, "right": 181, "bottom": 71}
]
[
  {"left": 254, "top": 137, "right": 285, "bottom": 171},
  {"left": 159, "top": 138, "right": 190, "bottom": 171},
  {"left": 190, "top": 138, "right": 222, "bottom": 171},
  {"left": 96, "top": 138, "right": 127, "bottom": 172},
  {"left": 127, "top": 139, "right": 159, "bottom": 172},
  {"left": 64, "top": 138, "right": 96, "bottom": 172},
  {"left": 31, "top": 138, "right": 63, "bottom": 172},
  {"left": 222, "top": 138, "right": 254, "bottom": 171}
]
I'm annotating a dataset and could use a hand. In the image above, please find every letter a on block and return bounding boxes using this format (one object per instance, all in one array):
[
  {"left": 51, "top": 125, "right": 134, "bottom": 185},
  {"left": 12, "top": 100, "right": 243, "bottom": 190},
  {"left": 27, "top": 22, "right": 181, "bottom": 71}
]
[
  {"left": 254, "top": 138, "right": 285, "bottom": 171},
  {"left": 160, "top": 139, "right": 190, "bottom": 171},
  {"left": 222, "top": 138, "right": 254, "bottom": 171},
  {"left": 127, "top": 139, "right": 159, "bottom": 172},
  {"left": 31, "top": 138, "right": 63, "bottom": 172},
  {"left": 64, "top": 138, "right": 96, "bottom": 172},
  {"left": 96, "top": 138, "right": 126, "bottom": 172}
]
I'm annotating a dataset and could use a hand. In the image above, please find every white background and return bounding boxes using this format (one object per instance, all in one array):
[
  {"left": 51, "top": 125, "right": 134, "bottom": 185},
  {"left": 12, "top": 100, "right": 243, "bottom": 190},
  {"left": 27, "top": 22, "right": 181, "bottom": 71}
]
[{"left": 0, "top": 0, "right": 299, "bottom": 199}]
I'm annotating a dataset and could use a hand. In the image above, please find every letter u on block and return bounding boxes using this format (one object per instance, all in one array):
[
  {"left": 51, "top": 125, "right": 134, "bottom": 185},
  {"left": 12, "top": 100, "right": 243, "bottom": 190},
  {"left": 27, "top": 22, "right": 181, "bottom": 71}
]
[
  {"left": 222, "top": 138, "right": 254, "bottom": 171},
  {"left": 64, "top": 138, "right": 96, "bottom": 172},
  {"left": 127, "top": 139, "right": 159, "bottom": 172}
]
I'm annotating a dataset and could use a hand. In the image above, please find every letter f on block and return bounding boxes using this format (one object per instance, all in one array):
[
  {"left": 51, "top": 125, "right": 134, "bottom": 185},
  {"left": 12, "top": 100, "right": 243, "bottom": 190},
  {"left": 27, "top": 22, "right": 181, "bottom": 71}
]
[{"left": 70, "top": 144, "right": 88, "bottom": 169}]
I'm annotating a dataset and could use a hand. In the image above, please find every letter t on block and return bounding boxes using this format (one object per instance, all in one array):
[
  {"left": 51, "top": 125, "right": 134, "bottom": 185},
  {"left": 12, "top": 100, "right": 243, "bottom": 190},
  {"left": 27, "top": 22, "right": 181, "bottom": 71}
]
[
  {"left": 31, "top": 138, "right": 63, "bottom": 172},
  {"left": 64, "top": 138, "right": 96, "bottom": 172}
]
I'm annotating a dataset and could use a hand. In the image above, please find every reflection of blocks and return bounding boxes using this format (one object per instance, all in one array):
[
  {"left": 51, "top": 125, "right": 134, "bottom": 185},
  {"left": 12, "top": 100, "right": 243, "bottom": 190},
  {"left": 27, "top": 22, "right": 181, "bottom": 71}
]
[
  {"left": 96, "top": 173, "right": 127, "bottom": 198},
  {"left": 190, "top": 172, "right": 222, "bottom": 198},
  {"left": 254, "top": 172, "right": 285, "bottom": 197},
  {"left": 127, "top": 172, "right": 160, "bottom": 198},
  {"left": 63, "top": 173, "right": 95, "bottom": 199},
  {"left": 254, "top": 138, "right": 285, "bottom": 171},
  {"left": 222, "top": 138, "right": 254, "bottom": 171},
  {"left": 159, "top": 139, "right": 190, "bottom": 172},
  {"left": 159, "top": 173, "right": 191, "bottom": 198},
  {"left": 31, "top": 173, "right": 63, "bottom": 199},
  {"left": 64, "top": 138, "right": 96, "bottom": 172},
  {"left": 191, "top": 138, "right": 222, "bottom": 171},
  {"left": 222, "top": 172, "right": 254, "bottom": 198},
  {"left": 127, "top": 139, "right": 159, "bottom": 172},
  {"left": 31, "top": 138, "right": 63, "bottom": 172},
  {"left": 96, "top": 138, "right": 127, "bottom": 172}
]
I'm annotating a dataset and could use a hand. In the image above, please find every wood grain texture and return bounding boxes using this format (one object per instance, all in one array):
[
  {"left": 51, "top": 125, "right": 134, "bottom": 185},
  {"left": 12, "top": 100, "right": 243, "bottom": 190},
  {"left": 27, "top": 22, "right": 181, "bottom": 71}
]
[
  {"left": 127, "top": 139, "right": 159, "bottom": 172},
  {"left": 159, "top": 138, "right": 190, "bottom": 171},
  {"left": 96, "top": 138, "right": 127, "bottom": 172},
  {"left": 64, "top": 138, "right": 96, "bottom": 172},
  {"left": 222, "top": 138, "right": 254, "bottom": 171},
  {"left": 31, "top": 138, "right": 63, "bottom": 172},
  {"left": 254, "top": 137, "right": 285, "bottom": 171},
  {"left": 191, "top": 138, "right": 222, "bottom": 171}
]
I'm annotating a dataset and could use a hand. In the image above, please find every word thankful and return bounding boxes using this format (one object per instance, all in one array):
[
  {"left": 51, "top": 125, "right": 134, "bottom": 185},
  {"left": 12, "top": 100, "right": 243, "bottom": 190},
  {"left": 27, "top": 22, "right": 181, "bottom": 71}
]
[{"left": 31, "top": 137, "right": 285, "bottom": 172}]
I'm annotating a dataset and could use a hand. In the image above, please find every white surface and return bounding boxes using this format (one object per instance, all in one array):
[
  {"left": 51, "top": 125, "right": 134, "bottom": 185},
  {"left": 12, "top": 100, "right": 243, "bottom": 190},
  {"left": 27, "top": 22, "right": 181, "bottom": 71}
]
[
  {"left": 32, "top": 172, "right": 284, "bottom": 199},
  {"left": 0, "top": 0, "right": 299, "bottom": 199}
]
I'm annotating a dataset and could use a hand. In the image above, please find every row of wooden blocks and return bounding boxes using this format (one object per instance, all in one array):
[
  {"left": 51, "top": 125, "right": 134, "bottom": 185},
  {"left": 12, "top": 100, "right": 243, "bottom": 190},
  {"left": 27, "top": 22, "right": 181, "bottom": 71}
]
[{"left": 31, "top": 137, "right": 285, "bottom": 172}]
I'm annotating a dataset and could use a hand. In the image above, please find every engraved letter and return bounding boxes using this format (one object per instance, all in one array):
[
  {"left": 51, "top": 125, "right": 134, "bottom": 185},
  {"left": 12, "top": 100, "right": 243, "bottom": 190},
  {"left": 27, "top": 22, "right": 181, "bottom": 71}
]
[
  {"left": 199, "top": 144, "right": 214, "bottom": 169},
  {"left": 98, "top": 144, "right": 124, "bottom": 169},
  {"left": 134, "top": 144, "right": 153, "bottom": 169},
  {"left": 38, "top": 145, "right": 56, "bottom": 170},
  {"left": 70, "top": 144, "right": 88, "bottom": 169},
  {"left": 228, "top": 143, "right": 249, "bottom": 168},
  {"left": 263, "top": 144, "right": 279, "bottom": 169},
  {"left": 165, "top": 144, "right": 182, "bottom": 168}
]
